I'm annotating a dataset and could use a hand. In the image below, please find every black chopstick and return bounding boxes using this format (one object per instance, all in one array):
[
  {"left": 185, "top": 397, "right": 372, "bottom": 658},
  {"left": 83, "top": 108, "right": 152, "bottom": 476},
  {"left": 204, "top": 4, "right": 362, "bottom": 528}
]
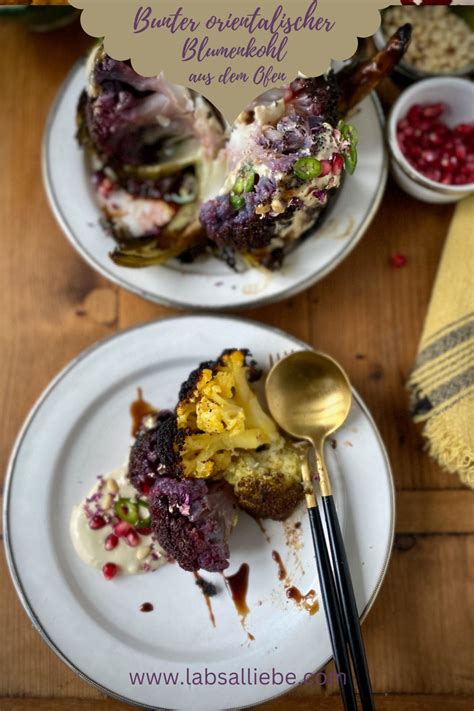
[
  {"left": 307, "top": 502, "right": 358, "bottom": 711},
  {"left": 322, "top": 494, "right": 375, "bottom": 711}
]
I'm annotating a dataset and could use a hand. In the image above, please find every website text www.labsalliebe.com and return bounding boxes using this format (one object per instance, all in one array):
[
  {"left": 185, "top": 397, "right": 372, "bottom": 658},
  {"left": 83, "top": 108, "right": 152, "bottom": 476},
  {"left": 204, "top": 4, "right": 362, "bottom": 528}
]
[{"left": 129, "top": 667, "right": 346, "bottom": 688}]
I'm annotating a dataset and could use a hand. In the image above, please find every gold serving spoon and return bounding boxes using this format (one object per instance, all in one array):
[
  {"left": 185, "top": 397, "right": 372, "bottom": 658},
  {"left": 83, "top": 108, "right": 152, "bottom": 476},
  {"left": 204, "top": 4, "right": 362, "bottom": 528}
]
[{"left": 266, "top": 350, "right": 375, "bottom": 711}]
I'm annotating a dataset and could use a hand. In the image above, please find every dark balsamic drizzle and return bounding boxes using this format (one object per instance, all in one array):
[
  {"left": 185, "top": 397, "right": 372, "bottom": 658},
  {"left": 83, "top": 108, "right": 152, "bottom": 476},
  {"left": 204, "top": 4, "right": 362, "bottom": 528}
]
[
  {"left": 224, "top": 563, "right": 254, "bottom": 641},
  {"left": 272, "top": 550, "right": 287, "bottom": 581},
  {"left": 225, "top": 563, "right": 250, "bottom": 619},
  {"left": 130, "top": 387, "right": 157, "bottom": 437},
  {"left": 272, "top": 549, "right": 319, "bottom": 616},
  {"left": 194, "top": 572, "right": 217, "bottom": 627},
  {"left": 140, "top": 602, "right": 154, "bottom": 612},
  {"left": 286, "top": 586, "right": 319, "bottom": 616}
]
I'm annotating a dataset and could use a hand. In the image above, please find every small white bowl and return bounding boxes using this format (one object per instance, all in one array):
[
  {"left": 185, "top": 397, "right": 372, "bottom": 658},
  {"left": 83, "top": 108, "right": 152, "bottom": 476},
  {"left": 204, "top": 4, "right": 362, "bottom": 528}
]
[{"left": 388, "top": 77, "right": 474, "bottom": 204}]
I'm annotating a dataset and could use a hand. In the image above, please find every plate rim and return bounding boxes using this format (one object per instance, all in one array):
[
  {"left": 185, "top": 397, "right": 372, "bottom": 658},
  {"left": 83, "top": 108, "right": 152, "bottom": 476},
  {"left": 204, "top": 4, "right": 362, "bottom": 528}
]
[
  {"left": 3, "top": 314, "right": 395, "bottom": 711},
  {"left": 42, "top": 59, "right": 389, "bottom": 312}
]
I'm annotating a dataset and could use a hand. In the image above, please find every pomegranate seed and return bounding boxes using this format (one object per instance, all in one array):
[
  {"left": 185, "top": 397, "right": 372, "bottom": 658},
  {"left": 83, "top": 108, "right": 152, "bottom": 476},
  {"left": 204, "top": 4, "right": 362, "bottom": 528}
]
[
  {"left": 89, "top": 515, "right": 106, "bottom": 530},
  {"left": 408, "top": 145, "right": 422, "bottom": 160},
  {"left": 424, "top": 169, "right": 442, "bottom": 183},
  {"left": 421, "top": 150, "right": 437, "bottom": 164},
  {"left": 142, "top": 482, "right": 151, "bottom": 495},
  {"left": 136, "top": 526, "right": 152, "bottom": 536},
  {"left": 407, "top": 105, "right": 422, "bottom": 123},
  {"left": 105, "top": 533, "right": 119, "bottom": 551},
  {"left": 455, "top": 124, "right": 474, "bottom": 138},
  {"left": 390, "top": 253, "right": 407, "bottom": 269},
  {"left": 461, "top": 164, "right": 474, "bottom": 178},
  {"left": 127, "top": 530, "right": 141, "bottom": 547},
  {"left": 113, "top": 521, "right": 133, "bottom": 537},
  {"left": 320, "top": 159, "right": 332, "bottom": 177},
  {"left": 421, "top": 103, "right": 445, "bottom": 120},
  {"left": 397, "top": 103, "right": 474, "bottom": 186},
  {"left": 331, "top": 154, "right": 344, "bottom": 175},
  {"left": 441, "top": 156, "right": 458, "bottom": 174},
  {"left": 428, "top": 131, "right": 443, "bottom": 147},
  {"left": 102, "top": 562, "right": 119, "bottom": 580}
]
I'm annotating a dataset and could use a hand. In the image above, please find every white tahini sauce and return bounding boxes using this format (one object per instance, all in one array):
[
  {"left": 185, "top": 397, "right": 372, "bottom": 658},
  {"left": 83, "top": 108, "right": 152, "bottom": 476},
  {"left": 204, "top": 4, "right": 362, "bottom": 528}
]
[{"left": 70, "top": 465, "right": 167, "bottom": 577}]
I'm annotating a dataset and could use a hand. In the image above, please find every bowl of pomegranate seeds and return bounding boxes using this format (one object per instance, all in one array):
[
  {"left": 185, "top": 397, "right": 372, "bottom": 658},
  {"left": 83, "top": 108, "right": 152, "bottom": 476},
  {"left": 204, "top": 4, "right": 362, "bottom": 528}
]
[{"left": 388, "top": 77, "right": 474, "bottom": 203}]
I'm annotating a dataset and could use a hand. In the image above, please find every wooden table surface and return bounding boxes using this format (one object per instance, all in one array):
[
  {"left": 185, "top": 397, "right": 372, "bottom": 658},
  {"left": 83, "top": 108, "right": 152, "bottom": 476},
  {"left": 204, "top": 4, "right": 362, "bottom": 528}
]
[{"left": 1, "top": 17, "right": 473, "bottom": 711}]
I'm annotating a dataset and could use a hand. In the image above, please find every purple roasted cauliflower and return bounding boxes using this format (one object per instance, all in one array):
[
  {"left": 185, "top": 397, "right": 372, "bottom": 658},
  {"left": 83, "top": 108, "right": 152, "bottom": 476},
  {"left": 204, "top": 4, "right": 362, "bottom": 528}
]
[
  {"left": 76, "top": 46, "right": 227, "bottom": 266},
  {"left": 198, "top": 26, "right": 412, "bottom": 267},
  {"left": 80, "top": 47, "right": 226, "bottom": 169},
  {"left": 128, "top": 411, "right": 179, "bottom": 494},
  {"left": 127, "top": 349, "right": 304, "bottom": 571},
  {"left": 149, "top": 478, "right": 237, "bottom": 572},
  {"left": 199, "top": 74, "right": 349, "bottom": 267},
  {"left": 77, "top": 27, "right": 411, "bottom": 269}
]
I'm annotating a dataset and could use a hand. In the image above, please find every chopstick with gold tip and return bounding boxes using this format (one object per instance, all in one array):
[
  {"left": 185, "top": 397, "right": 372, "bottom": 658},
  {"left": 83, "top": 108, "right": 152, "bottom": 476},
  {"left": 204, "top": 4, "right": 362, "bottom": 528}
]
[
  {"left": 266, "top": 350, "right": 376, "bottom": 711},
  {"left": 301, "top": 452, "right": 358, "bottom": 711}
]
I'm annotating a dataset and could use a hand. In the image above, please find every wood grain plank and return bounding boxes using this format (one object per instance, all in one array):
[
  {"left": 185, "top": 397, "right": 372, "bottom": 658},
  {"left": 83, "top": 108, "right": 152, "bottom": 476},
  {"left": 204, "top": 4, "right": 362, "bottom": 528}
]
[
  {"left": 1, "top": 695, "right": 474, "bottom": 711},
  {"left": 0, "top": 19, "right": 106, "bottom": 702},
  {"left": 397, "top": 490, "right": 474, "bottom": 534},
  {"left": 360, "top": 535, "right": 474, "bottom": 695}
]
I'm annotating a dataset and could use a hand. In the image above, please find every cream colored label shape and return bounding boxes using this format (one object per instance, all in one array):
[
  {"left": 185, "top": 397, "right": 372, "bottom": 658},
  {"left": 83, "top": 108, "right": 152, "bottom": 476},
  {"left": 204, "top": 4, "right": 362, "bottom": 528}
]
[{"left": 69, "top": 0, "right": 390, "bottom": 122}]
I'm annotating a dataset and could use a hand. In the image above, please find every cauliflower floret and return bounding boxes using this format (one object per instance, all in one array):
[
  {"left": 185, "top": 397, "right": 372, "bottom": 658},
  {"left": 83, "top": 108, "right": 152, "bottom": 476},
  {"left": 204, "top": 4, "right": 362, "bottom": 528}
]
[
  {"left": 149, "top": 478, "right": 237, "bottom": 572},
  {"left": 225, "top": 439, "right": 303, "bottom": 520},
  {"left": 176, "top": 350, "right": 279, "bottom": 478},
  {"left": 128, "top": 349, "right": 304, "bottom": 525}
]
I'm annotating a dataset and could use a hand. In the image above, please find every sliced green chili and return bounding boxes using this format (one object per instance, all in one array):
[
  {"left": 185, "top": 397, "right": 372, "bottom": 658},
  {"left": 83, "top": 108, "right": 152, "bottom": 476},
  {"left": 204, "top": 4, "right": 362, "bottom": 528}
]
[
  {"left": 229, "top": 168, "right": 256, "bottom": 210},
  {"left": 232, "top": 169, "right": 256, "bottom": 195},
  {"left": 337, "top": 121, "right": 359, "bottom": 146},
  {"left": 338, "top": 120, "right": 358, "bottom": 146},
  {"left": 337, "top": 120, "right": 358, "bottom": 174},
  {"left": 344, "top": 144, "right": 358, "bottom": 174},
  {"left": 114, "top": 498, "right": 139, "bottom": 524},
  {"left": 229, "top": 193, "right": 246, "bottom": 210},
  {"left": 293, "top": 156, "right": 322, "bottom": 181}
]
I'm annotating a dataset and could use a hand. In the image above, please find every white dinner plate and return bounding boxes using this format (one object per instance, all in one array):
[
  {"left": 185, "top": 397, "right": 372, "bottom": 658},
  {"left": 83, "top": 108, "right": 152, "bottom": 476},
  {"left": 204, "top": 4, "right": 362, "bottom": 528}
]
[
  {"left": 4, "top": 316, "right": 394, "bottom": 710},
  {"left": 43, "top": 60, "right": 388, "bottom": 311}
]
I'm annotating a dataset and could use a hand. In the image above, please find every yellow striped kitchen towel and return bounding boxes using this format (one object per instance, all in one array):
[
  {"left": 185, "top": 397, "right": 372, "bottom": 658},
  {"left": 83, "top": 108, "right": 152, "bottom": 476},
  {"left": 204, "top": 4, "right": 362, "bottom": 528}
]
[{"left": 408, "top": 195, "right": 474, "bottom": 488}]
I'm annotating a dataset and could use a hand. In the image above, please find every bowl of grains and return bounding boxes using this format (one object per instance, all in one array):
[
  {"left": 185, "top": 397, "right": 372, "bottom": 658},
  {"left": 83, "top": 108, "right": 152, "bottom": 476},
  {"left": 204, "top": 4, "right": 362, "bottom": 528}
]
[{"left": 375, "top": 6, "right": 474, "bottom": 81}]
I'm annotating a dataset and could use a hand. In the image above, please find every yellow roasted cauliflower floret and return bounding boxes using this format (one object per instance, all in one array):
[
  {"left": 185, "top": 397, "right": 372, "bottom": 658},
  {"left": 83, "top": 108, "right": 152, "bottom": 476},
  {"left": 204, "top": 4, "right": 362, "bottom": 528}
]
[
  {"left": 176, "top": 350, "right": 279, "bottom": 478},
  {"left": 175, "top": 349, "right": 304, "bottom": 518}
]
